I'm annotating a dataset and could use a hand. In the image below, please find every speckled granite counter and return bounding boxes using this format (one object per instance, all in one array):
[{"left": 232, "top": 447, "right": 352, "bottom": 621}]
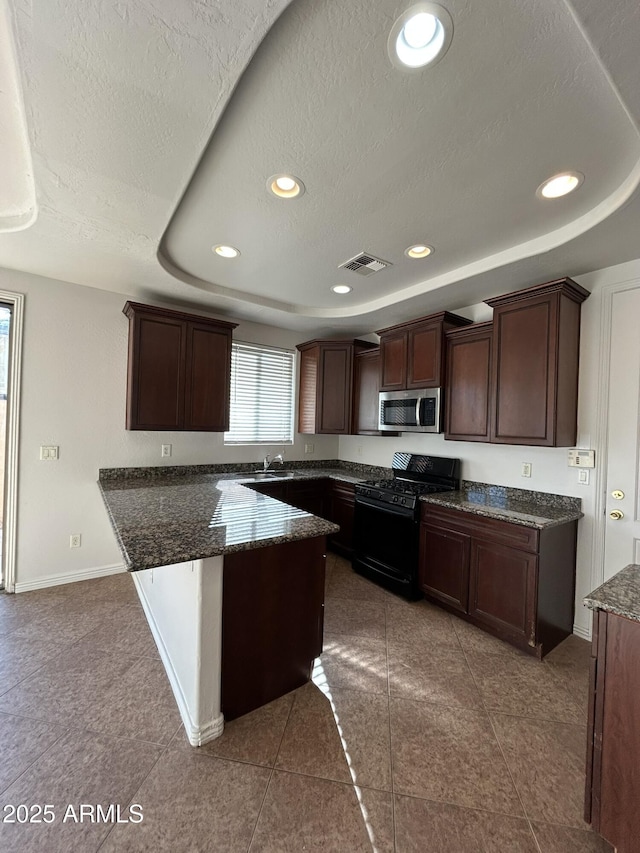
[
  {"left": 420, "top": 480, "right": 582, "bottom": 529},
  {"left": 584, "top": 564, "right": 640, "bottom": 622},
  {"left": 98, "top": 466, "right": 381, "bottom": 571}
]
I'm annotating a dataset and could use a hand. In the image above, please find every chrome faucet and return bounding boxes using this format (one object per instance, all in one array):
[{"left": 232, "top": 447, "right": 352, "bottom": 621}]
[{"left": 263, "top": 453, "right": 284, "bottom": 472}]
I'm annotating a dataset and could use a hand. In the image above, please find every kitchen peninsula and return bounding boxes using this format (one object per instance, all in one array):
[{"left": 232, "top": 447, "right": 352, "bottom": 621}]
[{"left": 99, "top": 466, "right": 346, "bottom": 746}]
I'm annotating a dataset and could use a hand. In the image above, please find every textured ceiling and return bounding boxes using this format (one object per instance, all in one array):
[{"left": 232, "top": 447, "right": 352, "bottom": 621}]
[{"left": 0, "top": 0, "right": 639, "bottom": 334}]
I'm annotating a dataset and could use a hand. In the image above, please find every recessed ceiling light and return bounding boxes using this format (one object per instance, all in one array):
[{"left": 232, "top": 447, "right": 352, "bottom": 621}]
[
  {"left": 332, "top": 285, "right": 352, "bottom": 295},
  {"left": 405, "top": 244, "right": 434, "bottom": 259},
  {"left": 388, "top": 3, "right": 453, "bottom": 71},
  {"left": 267, "top": 174, "right": 305, "bottom": 199},
  {"left": 536, "top": 171, "right": 584, "bottom": 199},
  {"left": 213, "top": 245, "right": 240, "bottom": 258}
]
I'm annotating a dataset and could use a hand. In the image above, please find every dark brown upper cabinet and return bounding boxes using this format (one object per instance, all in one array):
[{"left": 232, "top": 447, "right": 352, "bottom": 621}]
[
  {"left": 377, "top": 312, "right": 471, "bottom": 391},
  {"left": 444, "top": 322, "right": 493, "bottom": 442},
  {"left": 123, "top": 301, "right": 237, "bottom": 431},
  {"left": 353, "top": 347, "right": 398, "bottom": 435},
  {"left": 297, "top": 339, "right": 376, "bottom": 435},
  {"left": 486, "top": 278, "right": 589, "bottom": 447}
]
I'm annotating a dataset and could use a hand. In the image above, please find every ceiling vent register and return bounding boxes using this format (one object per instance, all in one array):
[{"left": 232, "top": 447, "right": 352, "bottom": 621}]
[{"left": 339, "top": 252, "right": 391, "bottom": 276}]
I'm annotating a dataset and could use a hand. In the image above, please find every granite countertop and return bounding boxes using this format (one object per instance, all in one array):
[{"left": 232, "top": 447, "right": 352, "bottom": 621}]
[
  {"left": 98, "top": 464, "right": 387, "bottom": 572},
  {"left": 420, "top": 481, "right": 583, "bottom": 529},
  {"left": 584, "top": 564, "right": 640, "bottom": 622}
]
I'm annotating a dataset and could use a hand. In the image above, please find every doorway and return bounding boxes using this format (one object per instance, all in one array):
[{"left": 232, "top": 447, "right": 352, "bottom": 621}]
[
  {"left": 0, "top": 303, "right": 10, "bottom": 583},
  {"left": 0, "top": 291, "right": 24, "bottom": 593},
  {"left": 602, "top": 285, "right": 640, "bottom": 576}
]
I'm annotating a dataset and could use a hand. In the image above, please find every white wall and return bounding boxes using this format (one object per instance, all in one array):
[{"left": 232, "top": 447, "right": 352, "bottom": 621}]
[
  {"left": 340, "top": 258, "right": 640, "bottom": 638},
  {"left": 0, "top": 267, "right": 338, "bottom": 587}
]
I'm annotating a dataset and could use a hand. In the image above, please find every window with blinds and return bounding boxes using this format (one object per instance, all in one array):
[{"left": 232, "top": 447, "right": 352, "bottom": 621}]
[{"left": 224, "top": 342, "right": 295, "bottom": 444}]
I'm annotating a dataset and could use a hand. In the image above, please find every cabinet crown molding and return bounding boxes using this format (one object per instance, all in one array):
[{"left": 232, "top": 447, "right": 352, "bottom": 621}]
[
  {"left": 296, "top": 338, "right": 376, "bottom": 352},
  {"left": 123, "top": 301, "right": 238, "bottom": 330},
  {"left": 376, "top": 311, "right": 472, "bottom": 337},
  {"left": 484, "top": 277, "right": 589, "bottom": 309}
]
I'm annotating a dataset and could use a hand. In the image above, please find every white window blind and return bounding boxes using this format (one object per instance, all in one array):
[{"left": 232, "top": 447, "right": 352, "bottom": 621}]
[{"left": 224, "top": 342, "right": 295, "bottom": 445}]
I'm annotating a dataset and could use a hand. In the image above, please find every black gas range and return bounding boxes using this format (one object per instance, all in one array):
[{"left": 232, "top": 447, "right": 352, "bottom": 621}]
[{"left": 352, "top": 453, "right": 460, "bottom": 599}]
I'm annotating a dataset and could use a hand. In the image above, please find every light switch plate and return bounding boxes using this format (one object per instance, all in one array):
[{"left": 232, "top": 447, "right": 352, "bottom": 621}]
[
  {"left": 578, "top": 469, "right": 590, "bottom": 485},
  {"left": 40, "top": 445, "right": 59, "bottom": 460}
]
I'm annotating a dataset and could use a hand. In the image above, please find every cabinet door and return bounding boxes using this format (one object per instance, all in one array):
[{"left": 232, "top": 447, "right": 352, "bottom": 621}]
[
  {"left": 127, "top": 313, "right": 186, "bottom": 429},
  {"left": 298, "top": 345, "right": 319, "bottom": 434},
  {"left": 419, "top": 523, "right": 470, "bottom": 613},
  {"left": 380, "top": 333, "right": 407, "bottom": 390},
  {"left": 328, "top": 484, "right": 355, "bottom": 556},
  {"left": 184, "top": 321, "right": 232, "bottom": 431},
  {"left": 445, "top": 326, "right": 492, "bottom": 441},
  {"left": 250, "top": 482, "right": 287, "bottom": 501},
  {"left": 354, "top": 350, "right": 382, "bottom": 434},
  {"left": 469, "top": 540, "right": 536, "bottom": 644},
  {"left": 407, "top": 323, "right": 441, "bottom": 388},
  {"left": 597, "top": 612, "right": 640, "bottom": 849},
  {"left": 318, "top": 344, "right": 353, "bottom": 434},
  {"left": 491, "top": 295, "right": 557, "bottom": 445},
  {"left": 286, "top": 480, "right": 327, "bottom": 516}
]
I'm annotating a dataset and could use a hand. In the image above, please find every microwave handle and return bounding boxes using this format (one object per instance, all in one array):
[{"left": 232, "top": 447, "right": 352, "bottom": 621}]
[{"left": 415, "top": 398, "right": 421, "bottom": 426}]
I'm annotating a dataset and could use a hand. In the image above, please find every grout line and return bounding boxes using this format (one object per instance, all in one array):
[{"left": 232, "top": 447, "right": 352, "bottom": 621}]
[
  {"left": 459, "top": 641, "right": 542, "bottom": 852},
  {"left": 96, "top": 730, "right": 175, "bottom": 852},
  {"left": 245, "top": 687, "right": 297, "bottom": 852},
  {"left": 385, "top": 623, "right": 397, "bottom": 852},
  {"left": 0, "top": 725, "right": 70, "bottom": 798}
]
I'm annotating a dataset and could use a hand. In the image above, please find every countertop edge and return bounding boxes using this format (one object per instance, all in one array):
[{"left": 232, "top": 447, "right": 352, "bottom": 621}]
[{"left": 584, "top": 564, "right": 640, "bottom": 623}]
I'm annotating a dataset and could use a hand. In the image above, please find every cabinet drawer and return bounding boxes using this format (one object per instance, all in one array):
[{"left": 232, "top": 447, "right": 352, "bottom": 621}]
[{"left": 420, "top": 504, "right": 539, "bottom": 553}]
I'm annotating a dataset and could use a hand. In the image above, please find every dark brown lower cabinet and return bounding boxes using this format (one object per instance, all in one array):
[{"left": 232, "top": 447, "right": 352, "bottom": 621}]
[
  {"left": 285, "top": 479, "right": 327, "bottom": 516},
  {"left": 419, "top": 523, "right": 470, "bottom": 614},
  {"left": 327, "top": 481, "right": 355, "bottom": 558},
  {"left": 247, "top": 477, "right": 353, "bottom": 556},
  {"left": 221, "top": 536, "right": 326, "bottom": 721},
  {"left": 585, "top": 609, "right": 640, "bottom": 851},
  {"left": 419, "top": 505, "right": 577, "bottom": 657}
]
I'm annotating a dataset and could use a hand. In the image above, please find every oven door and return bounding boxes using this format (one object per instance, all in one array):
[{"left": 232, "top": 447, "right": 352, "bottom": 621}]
[{"left": 352, "top": 498, "right": 420, "bottom": 599}]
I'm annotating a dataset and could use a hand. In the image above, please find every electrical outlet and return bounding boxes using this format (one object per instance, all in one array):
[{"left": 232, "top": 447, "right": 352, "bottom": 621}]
[
  {"left": 161, "top": 444, "right": 172, "bottom": 458},
  {"left": 69, "top": 534, "right": 81, "bottom": 548},
  {"left": 357, "top": 445, "right": 363, "bottom": 456},
  {"left": 521, "top": 462, "right": 532, "bottom": 478},
  {"left": 304, "top": 443, "right": 314, "bottom": 454},
  {"left": 40, "top": 445, "right": 59, "bottom": 460},
  {"left": 578, "top": 469, "right": 590, "bottom": 485}
]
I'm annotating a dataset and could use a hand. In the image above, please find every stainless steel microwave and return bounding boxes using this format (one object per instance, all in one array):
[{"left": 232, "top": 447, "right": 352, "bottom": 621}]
[{"left": 378, "top": 388, "right": 442, "bottom": 433}]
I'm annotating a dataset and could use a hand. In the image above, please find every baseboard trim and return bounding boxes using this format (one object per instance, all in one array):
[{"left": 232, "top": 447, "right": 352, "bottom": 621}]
[
  {"left": 573, "top": 622, "right": 591, "bottom": 641},
  {"left": 132, "top": 574, "right": 224, "bottom": 748},
  {"left": 14, "top": 563, "right": 126, "bottom": 593}
]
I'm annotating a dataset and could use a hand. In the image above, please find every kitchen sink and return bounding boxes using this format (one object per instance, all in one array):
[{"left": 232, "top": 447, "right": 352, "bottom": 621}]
[{"left": 251, "top": 470, "right": 296, "bottom": 479}]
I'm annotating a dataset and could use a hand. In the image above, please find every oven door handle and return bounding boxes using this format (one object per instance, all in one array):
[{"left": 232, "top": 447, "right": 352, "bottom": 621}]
[{"left": 354, "top": 496, "right": 417, "bottom": 519}]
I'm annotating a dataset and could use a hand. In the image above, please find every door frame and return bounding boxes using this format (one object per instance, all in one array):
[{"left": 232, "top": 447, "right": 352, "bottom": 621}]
[
  {"left": 0, "top": 290, "right": 24, "bottom": 593},
  {"left": 588, "top": 274, "right": 640, "bottom": 601}
]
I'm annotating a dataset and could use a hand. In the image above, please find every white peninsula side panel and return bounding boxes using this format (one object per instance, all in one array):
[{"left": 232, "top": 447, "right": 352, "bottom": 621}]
[{"left": 133, "top": 557, "right": 224, "bottom": 746}]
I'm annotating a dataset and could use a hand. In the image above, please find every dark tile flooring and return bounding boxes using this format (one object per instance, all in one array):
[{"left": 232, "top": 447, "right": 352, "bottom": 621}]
[{"left": 0, "top": 554, "right": 612, "bottom": 851}]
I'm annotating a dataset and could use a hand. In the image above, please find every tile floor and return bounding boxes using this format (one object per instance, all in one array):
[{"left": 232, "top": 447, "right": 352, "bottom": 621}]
[{"left": 0, "top": 554, "right": 612, "bottom": 852}]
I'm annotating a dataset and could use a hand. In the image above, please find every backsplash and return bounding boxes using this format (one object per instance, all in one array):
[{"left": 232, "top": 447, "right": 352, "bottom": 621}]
[{"left": 98, "top": 459, "right": 394, "bottom": 482}]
